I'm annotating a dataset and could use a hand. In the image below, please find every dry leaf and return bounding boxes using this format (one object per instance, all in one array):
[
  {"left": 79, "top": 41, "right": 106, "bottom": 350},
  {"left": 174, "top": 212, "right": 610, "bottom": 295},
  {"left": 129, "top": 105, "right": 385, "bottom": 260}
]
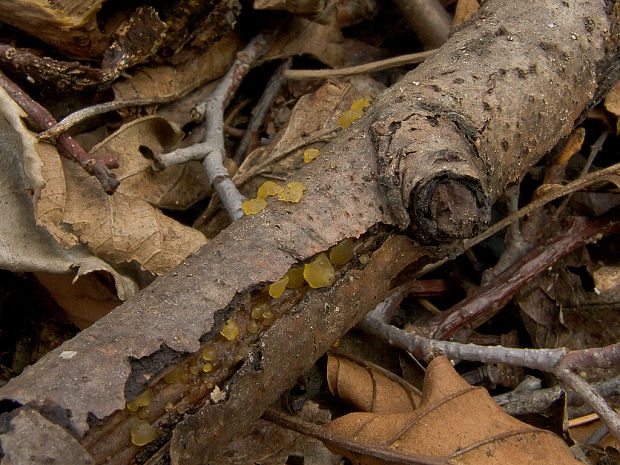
[
  {"left": 327, "top": 353, "right": 420, "bottom": 414},
  {"left": 592, "top": 265, "right": 620, "bottom": 293},
  {"left": 33, "top": 272, "right": 121, "bottom": 329},
  {"left": 0, "top": 87, "right": 138, "bottom": 301},
  {"left": 265, "top": 17, "right": 344, "bottom": 68},
  {"left": 326, "top": 356, "right": 580, "bottom": 464},
  {"left": 113, "top": 32, "right": 241, "bottom": 103},
  {"left": 453, "top": 0, "right": 480, "bottom": 25},
  {"left": 253, "top": 0, "right": 327, "bottom": 14},
  {"left": 90, "top": 116, "right": 209, "bottom": 210}
]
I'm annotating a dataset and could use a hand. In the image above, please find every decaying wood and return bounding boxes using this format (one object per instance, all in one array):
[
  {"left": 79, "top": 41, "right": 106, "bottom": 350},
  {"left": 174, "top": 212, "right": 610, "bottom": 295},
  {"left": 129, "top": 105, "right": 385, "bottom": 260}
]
[
  {"left": 0, "top": 1, "right": 240, "bottom": 91},
  {"left": 0, "top": 0, "right": 613, "bottom": 463}
]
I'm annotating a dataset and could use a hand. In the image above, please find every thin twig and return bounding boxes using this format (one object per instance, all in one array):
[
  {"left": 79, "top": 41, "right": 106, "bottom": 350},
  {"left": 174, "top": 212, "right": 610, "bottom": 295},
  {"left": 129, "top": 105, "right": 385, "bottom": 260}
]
[
  {"left": 392, "top": 0, "right": 451, "bottom": 48},
  {"left": 262, "top": 407, "right": 451, "bottom": 465},
  {"left": 233, "top": 58, "right": 292, "bottom": 164},
  {"left": 155, "top": 33, "right": 274, "bottom": 221},
  {"left": 494, "top": 374, "right": 620, "bottom": 415},
  {"left": 284, "top": 50, "right": 437, "bottom": 81},
  {"left": 426, "top": 216, "right": 620, "bottom": 340},
  {"left": 553, "top": 130, "right": 609, "bottom": 218},
  {"left": 38, "top": 96, "right": 181, "bottom": 141},
  {"left": 357, "top": 316, "right": 620, "bottom": 442},
  {"left": 0, "top": 70, "right": 119, "bottom": 194}
]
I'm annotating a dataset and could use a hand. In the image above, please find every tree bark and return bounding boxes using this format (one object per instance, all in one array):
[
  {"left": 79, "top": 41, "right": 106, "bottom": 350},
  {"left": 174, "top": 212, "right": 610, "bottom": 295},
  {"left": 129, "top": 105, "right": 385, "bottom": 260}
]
[{"left": 0, "top": 0, "right": 612, "bottom": 464}]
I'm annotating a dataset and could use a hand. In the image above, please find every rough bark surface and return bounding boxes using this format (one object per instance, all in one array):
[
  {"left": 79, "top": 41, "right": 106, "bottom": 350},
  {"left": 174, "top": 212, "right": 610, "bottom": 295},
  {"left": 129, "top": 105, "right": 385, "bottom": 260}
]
[{"left": 0, "top": 0, "right": 611, "bottom": 463}]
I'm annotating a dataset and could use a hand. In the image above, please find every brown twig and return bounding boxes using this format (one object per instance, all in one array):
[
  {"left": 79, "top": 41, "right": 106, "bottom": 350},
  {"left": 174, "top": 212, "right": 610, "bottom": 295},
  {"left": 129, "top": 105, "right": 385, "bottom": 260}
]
[
  {"left": 284, "top": 50, "right": 437, "bottom": 81},
  {"left": 392, "top": 0, "right": 452, "bottom": 49},
  {"left": 0, "top": 70, "right": 119, "bottom": 194},
  {"left": 424, "top": 216, "right": 620, "bottom": 340},
  {"left": 357, "top": 316, "right": 620, "bottom": 441},
  {"left": 233, "top": 57, "right": 292, "bottom": 164},
  {"left": 154, "top": 33, "right": 274, "bottom": 221},
  {"left": 262, "top": 407, "right": 451, "bottom": 465}
]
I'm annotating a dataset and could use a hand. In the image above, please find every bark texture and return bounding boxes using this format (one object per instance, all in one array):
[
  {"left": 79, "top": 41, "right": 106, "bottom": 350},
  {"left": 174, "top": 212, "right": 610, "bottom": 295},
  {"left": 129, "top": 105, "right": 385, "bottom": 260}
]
[{"left": 0, "top": 0, "right": 612, "bottom": 463}]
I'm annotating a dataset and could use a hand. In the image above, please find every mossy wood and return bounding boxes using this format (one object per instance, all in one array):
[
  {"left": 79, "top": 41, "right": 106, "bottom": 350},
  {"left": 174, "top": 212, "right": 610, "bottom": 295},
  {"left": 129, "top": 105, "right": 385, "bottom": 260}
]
[{"left": 0, "top": 0, "right": 611, "bottom": 463}]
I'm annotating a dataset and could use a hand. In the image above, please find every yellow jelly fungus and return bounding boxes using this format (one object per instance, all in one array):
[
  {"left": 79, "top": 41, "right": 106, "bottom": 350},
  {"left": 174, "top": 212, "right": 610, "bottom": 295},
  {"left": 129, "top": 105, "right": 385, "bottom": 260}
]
[
  {"left": 332, "top": 338, "right": 340, "bottom": 347},
  {"left": 242, "top": 198, "right": 267, "bottom": 215},
  {"left": 303, "top": 253, "right": 335, "bottom": 289},
  {"left": 350, "top": 97, "right": 371, "bottom": 111},
  {"left": 329, "top": 239, "right": 354, "bottom": 265},
  {"left": 262, "top": 310, "right": 274, "bottom": 320},
  {"left": 285, "top": 267, "right": 305, "bottom": 289},
  {"left": 338, "top": 108, "right": 363, "bottom": 129},
  {"left": 163, "top": 366, "right": 184, "bottom": 384},
  {"left": 202, "top": 362, "right": 213, "bottom": 373},
  {"left": 251, "top": 303, "right": 267, "bottom": 320},
  {"left": 164, "top": 402, "right": 174, "bottom": 412},
  {"left": 303, "top": 148, "right": 320, "bottom": 163},
  {"left": 269, "top": 275, "right": 289, "bottom": 298},
  {"left": 234, "top": 344, "right": 250, "bottom": 363},
  {"left": 138, "top": 407, "right": 152, "bottom": 420},
  {"left": 257, "top": 181, "right": 282, "bottom": 199},
  {"left": 359, "top": 253, "right": 370, "bottom": 264},
  {"left": 202, "top": 347, "right": 217, "bottom": 361},
  {"left": 247, "top": 319, "right": 261, "bottom": 333},
  {"left": 126, "top": 389, "right": 153, "bottom": 412},
  {"left": 220, "top": 319, "right": 240, "bottom": 340},
  {"left": 189, "top": 364, "right": 200, "bottom": 375},
  {"left": 277, "top": 181, "right": 307, "bottom": 203},
  {"left": 130, "top": 420, "right": 158, "bottom": 446}
]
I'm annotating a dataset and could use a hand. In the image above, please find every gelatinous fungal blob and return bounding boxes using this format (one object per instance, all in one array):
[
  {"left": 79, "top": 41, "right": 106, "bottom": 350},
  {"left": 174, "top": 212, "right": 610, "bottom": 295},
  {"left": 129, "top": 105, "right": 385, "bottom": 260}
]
[
  {"left": 126, "top": 389, "right": 153, "bottom": 412},
  {"left": 350, "top": 97, "right": 371, "bottom": 111},
  {"left": 329, "top": 238, "right": 353, "bottom": 265},
  {"left": 202, "top": 347, "right": 216, "bottom": 362},
  {"left": 130, "top": 420, "right": 158, "bottom": 446},
  {"left": 338, "top": 108, "right": 363, "bottom": 129},
  {"left": 242, "top": 198, "right": 267, "bottom": 215},
  {"left": 163, "top": 365, "right": 185, "bottom": 384},
  {"left": 278, "top": 181, "right": 307, "bottom": 203},
  {"left": 257, "top": 181, "right": 282, "bottom": 199},
  {"left": 269, "top": 275, "right": 289, "bottom": 298},
  {"left": 358, "top": 253, "right": 370, "bottom": 264},
  {"left": 220, "top": 319, "right": 240, "bottom": 340},
  {"left": 303, "top": 253, "right": 335, "bottom": 288},
  {"left": 303, "top": 148, "right": 320, "bottom": 163},
  {"left": 285, "top": 267, "right": 305, "bottom": 289}
]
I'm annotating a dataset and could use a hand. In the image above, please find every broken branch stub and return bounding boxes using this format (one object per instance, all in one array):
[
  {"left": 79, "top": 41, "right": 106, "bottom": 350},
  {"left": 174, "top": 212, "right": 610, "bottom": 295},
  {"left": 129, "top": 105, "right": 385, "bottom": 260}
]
[{"left": 369, "top": 0, "right": 607, "bottom": 241}]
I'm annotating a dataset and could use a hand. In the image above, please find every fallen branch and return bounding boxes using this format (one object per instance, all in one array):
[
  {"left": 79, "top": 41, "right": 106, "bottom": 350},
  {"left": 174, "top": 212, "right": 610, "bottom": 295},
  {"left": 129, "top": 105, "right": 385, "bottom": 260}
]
[
  {"left": 154, "top": 33, "right": 274, "bottom": 221},
  {"left": 0, "top": 70, "right": 120, "bottom": 194}
]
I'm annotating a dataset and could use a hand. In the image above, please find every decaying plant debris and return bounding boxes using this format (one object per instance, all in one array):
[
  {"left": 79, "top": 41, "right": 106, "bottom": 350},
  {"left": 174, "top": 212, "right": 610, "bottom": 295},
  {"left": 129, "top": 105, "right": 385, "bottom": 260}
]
[{"left": 0, "top": 0, "right": 618, "bottom": 464}]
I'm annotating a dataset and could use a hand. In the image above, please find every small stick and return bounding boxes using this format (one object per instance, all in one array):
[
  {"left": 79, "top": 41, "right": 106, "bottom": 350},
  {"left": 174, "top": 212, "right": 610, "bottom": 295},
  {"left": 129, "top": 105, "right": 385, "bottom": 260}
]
[
  {"left": 233, "top": 57, "right": 292, "bottom": 164},
  {"left": 427, "top": 216, "right": 620, "bottom": 340},
  {"left": 283, "top": 50, "right": 437, "bottom": 81},
  {"left": 357, "top": 316, "right": 620, "bottom": 442},
  {"left": 0, "top": 70, "right": 119, "bottom": 194},
  {"left": 155, "top": 33, "right": 274, "bottom": 221},
  {"left": 392, "top": 0, "right": 452, "bottom": 48},
  {"left": 38, "top": 96, "right": 180, "bottom": 141}
]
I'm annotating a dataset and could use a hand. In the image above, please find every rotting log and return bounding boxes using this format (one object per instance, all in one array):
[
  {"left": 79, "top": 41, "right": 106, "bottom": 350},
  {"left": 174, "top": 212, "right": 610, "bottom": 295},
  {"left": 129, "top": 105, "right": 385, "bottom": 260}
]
[{"left": 0, "top": 0, "right": 612, "bottom": 464}]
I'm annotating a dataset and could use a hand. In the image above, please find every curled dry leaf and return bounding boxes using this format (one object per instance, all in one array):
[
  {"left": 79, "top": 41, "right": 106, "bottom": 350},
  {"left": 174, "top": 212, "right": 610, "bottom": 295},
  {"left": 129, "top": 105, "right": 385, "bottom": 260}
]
[
  {"left": 327, "top": 352, "right": 420, "bottom": 414},
  {"left": 604, "top": 80, "right": 620, "bottom": 134},
  {"left": 326, "top": 356, "right": 580, "bottom": 464},
  {"left": 0, "top": 86, "right": 138, "bottom": 301}
]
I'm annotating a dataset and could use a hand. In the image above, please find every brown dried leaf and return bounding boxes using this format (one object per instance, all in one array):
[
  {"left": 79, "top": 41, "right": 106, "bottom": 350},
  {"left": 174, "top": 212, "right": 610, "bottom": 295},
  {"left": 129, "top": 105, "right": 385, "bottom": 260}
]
[
  {"left": 35, "top": 116, "right": 208, "bottom": 276},
  {"left": 113, "top": 33, "right": 241, "bottom": 104},
  {"left": 326, "top": 356, "right": 580, "bottom": 464},
  {"left": 453, "top": 0, "right": 480, "bottom": 25},
  {"left": 327, "top": 353, "right": 420, "bottom": 414},
  {"left": 90, "top": 116, "right": 208, "bottom": 210},
  {"left": 592, "top": 265, "right": 620, "bottom": 294},
  {"left": 33, "top": 272, "right": 121, "bottom": 330},
  {"left": 604, "top": 80, "right": 620, "bottom": 134}
]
